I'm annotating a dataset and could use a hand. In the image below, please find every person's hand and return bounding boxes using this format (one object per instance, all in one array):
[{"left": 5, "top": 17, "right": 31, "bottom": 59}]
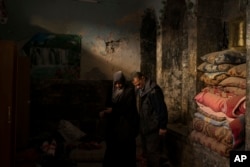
[
  {"left": 99, "top": 108, "right": 112, "bottom": 118},
  {"left": 99, "top": 111, "right": 105, "bottom": 118},
  {"left": 104, "top": 107, "right": 112, "bottom": 113},
  {"left": 159, "top": 128, "right": 167, "bottom": 136}
]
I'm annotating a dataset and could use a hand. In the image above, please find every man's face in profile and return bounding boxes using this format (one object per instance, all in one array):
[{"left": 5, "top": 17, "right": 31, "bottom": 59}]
[{"left": 132, "top": 77, "right": 145, "bottom": 90}]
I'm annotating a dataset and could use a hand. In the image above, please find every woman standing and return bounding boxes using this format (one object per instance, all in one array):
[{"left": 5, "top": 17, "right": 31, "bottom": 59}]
[{"left": 100, "top": 71, "right": 139, "bottom": 167}]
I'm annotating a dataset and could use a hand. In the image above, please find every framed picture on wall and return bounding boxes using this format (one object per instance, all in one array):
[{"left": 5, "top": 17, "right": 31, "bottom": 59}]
[{"left": 23, "top": 33, "right": 81, "bottom": 81}]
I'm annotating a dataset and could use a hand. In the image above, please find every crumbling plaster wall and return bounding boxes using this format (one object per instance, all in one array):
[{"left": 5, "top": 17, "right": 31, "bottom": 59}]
[
  {"left": 159, "top": 0, "right": 190, "bottom": 124},
  {"left": 0, "top": 0, "right": 162, "bottom": 80}
]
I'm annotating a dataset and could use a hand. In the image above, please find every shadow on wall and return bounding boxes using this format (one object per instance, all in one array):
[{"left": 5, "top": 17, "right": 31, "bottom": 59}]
[
  {"left": 84, "top": 67, "right": 107, "bottom": 80},
  {"left": 0, "top": 16, "right": 53, "bottom": 41},
  {"left": 23, "top": 32, "right": 136, "bottom": 82}
]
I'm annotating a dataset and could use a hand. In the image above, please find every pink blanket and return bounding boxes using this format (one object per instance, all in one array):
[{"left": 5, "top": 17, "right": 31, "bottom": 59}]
[
  {"left": 195, "top": 91, "right": 227, "bottom": 112},
  {"left": 222, "top": 95, "right": 246, "bottom": 118},
  {"left": 195, "top": 91, "right": 246, "bottom": 118},
  {"left": 196, "top": 102, "right": 234, "bottom": 122},
  {"left": 229, "top": 115, "right": 245, "bottom": 148}
]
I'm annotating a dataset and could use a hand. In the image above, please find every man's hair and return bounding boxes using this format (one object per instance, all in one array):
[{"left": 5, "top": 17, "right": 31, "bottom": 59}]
[{"left": 131, "top": 71, "right": 145, "bottom": 79}]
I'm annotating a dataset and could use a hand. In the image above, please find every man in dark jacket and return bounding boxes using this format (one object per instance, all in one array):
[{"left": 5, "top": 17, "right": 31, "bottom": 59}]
[{"left": 132, "top": 72, "right": 168, "bottom": 167}]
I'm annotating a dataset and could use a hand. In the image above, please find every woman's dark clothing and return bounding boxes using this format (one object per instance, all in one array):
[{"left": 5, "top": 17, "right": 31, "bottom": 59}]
[{"left": 103, "top": 72, "right": 139, "bottom": 167}]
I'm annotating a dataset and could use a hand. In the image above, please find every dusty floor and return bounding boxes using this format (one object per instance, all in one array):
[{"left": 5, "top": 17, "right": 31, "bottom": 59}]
[{"left": 77, "top": 163, "right": 102, "bottom": 167}]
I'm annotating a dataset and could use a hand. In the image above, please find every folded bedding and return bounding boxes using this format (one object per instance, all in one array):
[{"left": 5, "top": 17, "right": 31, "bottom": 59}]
[
  {"left": 195, "top": 91, "right": 227, "bottom": 112},
  {"left": 197, "top": 103, "right": 234, "bottom": 122},
  {"left": 192, "top": 117, "right": 232, "bottom": 146},
  {"left": 200, "top": 73, "right": 228, "bottom": 86},
  {"left": 194, "top": 112, "right": 229, "bottom": 127},
  {"left": 192, "top": 115, "right": 245, "bottom": 149},
  {"left": 202, "top": 86, "right": 235, "bottom": 97},
  {"left": 190, "top": 130, "right": 232, "bottom": 157},
  {"left": 223, "top": 86, "right": 246, "bottom": 96},
  {"left": 195, "top": 91, "right": 246, "bottom": 119},
  {"left": 222, "top": 95, "right": 246, "bottom": 118},
  {"left": 227, "top": 63, "right": 246, "bottom": 78},
  {"left": 228, "top": 115, "right": 245, "bottom": 148}
]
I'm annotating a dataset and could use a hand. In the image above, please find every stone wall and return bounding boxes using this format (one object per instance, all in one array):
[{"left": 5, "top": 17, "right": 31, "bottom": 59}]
[
  {"left": 159, "top": 0, "right": 224, "bottom": 125},
  {"left": 160, "top": 0, "right": 188, "bottom": 124}
]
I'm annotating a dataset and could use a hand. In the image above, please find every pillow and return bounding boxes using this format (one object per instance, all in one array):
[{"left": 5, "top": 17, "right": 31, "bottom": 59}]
[
  {"left": 219, "top": 77, "right": 246, "bottom": 89},
  {"left": 194, "top": 91, "right": 227, "bottom": 112},
  {"left": 200, "top": 73, "right": 228, "bottom": 86},
  {"left": 227, "top": 63, "right": 246, "bottom": 78},
  {"left": 223, "top": 86, "right": 246, "bottom": 96},
  {"left": 202, "top": 86, "right": 234, "bottom": 98},
  {"left": 197, "top": 62, "right": 234, "bottom": 72},
  {"left": 201, "top": 50, "right": 246, "bottom": 65},
  {"left": 202, "top": 72, "right": 227, "bottom": 79},
  {"left": 58, "top": 120, "right": 86, "bottom": 142}
]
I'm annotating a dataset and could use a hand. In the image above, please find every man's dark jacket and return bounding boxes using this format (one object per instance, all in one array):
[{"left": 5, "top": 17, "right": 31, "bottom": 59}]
[{"left": 138, "top": 78, "right": 168, "bottom": 135}]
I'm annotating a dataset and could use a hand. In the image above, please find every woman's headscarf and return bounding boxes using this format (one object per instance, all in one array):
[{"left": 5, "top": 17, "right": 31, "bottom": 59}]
[
  {"left": 112, "top": 71, "right": 126, "bottom": 103},
  {"left": 113, "top": 71, "right": 125, "bottom": 85}
]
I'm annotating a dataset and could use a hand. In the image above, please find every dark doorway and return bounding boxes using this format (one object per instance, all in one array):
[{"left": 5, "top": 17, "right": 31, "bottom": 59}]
[{"left": 140, "top": 8, "right": 157, "bottom": 81}]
